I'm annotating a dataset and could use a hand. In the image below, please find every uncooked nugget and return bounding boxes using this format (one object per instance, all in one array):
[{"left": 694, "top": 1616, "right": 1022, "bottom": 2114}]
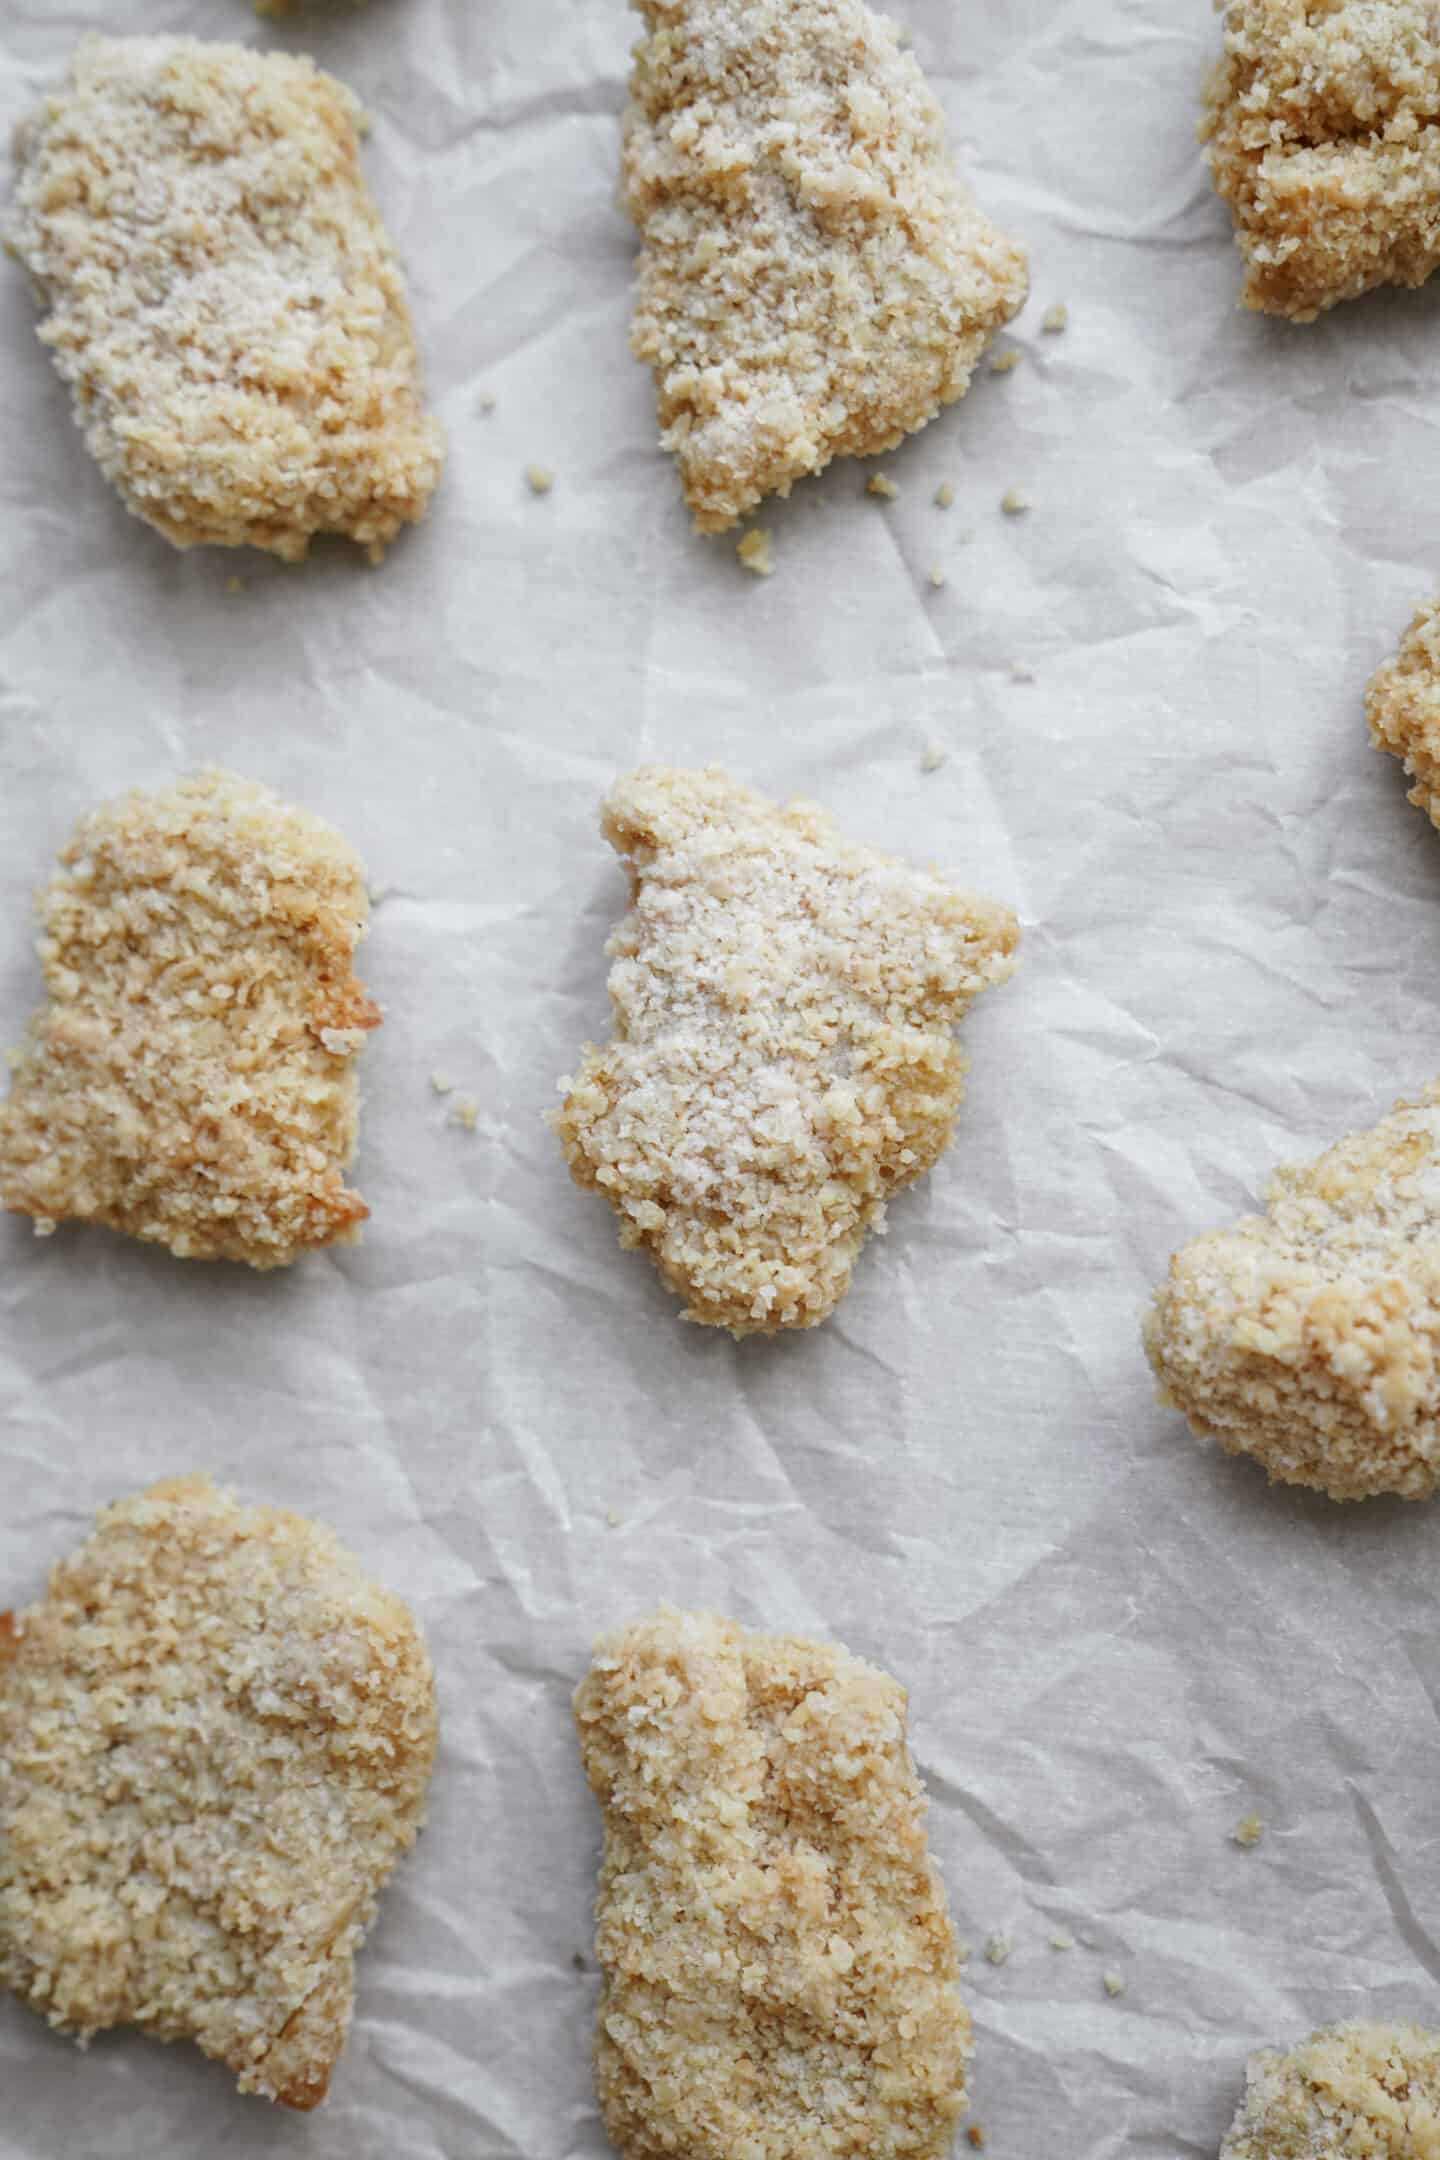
[
  {"left": 574, "top": 1609, "right": 971, "bottom": 2160},
  {"left": 1202, "top": 2, "right": 1440, "bottom": 320},
  {"left": 8, "top": 35, "right": 444, "bottom": 560},
  {"left": 1366, "top": 597, "right": 1440, "bottom": 829},
  {"left": 0, "top": 1475, "right": 437, "bottom": 2108},
  {"left": 1145, "top": 1081, "right": 1440, "bottom": 1500},
  {"left": 622, "top": 0, "right": 1028, "bottom": 530},
  {"left": 553, "top": 766, "right": 1020, "bottom": 1334},
  {"left": 1220, "top": 2021, "right": 1440, "bottom": 2158},
  {"left": 0, "top": 769, "right": 379, "bottom": 1268}
]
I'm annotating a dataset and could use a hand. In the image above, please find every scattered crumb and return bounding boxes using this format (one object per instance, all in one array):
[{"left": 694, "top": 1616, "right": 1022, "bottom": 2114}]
[
  {"left": 1049, "top": 1930, "right": 1074, "bottom": 1951},
  {"left": 967, "top": 2129, "right": 986, "bottom": 2150},
  {"left": 1009, "top": 660, "right": 1035, "bottom": 683},
  {"left": 867, "top": 472, "right": 899, "bottom": 501},
  {"left": 955, "top": 1939, "right": 972, "bottom": 1966},
  {"left": 429, "top": 1071, "right": 454, "bottom": 1097},
  {"left": 525, "top": 464, "right": 554, "bottom": 496},
  {"left": 985, "top": 1933, "right": 1011, "bottom": 1967},
  {"left": 605, "top": 1507, "right": 624, "bottom": 1529},
  {"left": 479, "top": 390, "right": 497, "bottom": 412},
  {"left": 449, "top": 1096, "right": 480, "bottom": 1132},
  {"left": 366, "top": 882, "right": 389, "bottom": 907},
  {"left": 736, "top": 528, "right": 775, "bottom": 577},
  {"left": 933, "top": 481, "right": 955, "bottom": 509},
  {"left": 989, "top": 348, "right": 1020, "bottom": 373},
  {"left": 571, "top": 1951, "right": 587, "bottom": 1973},
  {"left": 927, "top": 565, "right": 946, "bottom": 590},
  {"left": 1000, "top": 488, "right": 1031, "bottom": 516},
  {"left": 920, "top": 742, "right": 947, "bottom": 774},
  {"left": 1041, "top": 303, "right": 1068, "bottom": 334},
  {"left": 1103, "top": 1972, "right": 1127, "bottom": 1998},
  {"left": 1233, "top": 1813, "right": 1265, "bottom": 1850},
  {"left": 224, "top": 575, "right": 245, "bottom": 596}
]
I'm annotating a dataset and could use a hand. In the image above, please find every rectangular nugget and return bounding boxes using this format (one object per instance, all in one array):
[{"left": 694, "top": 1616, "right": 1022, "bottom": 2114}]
[{"left": 574, "top": 1609, "right": 971, "bottom": 2160}]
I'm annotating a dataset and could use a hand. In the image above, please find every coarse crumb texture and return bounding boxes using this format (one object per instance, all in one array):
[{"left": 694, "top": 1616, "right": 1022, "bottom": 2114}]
[
  {"left": 0, "top": 1475, "right": 437, "bottom": 2109},
  {"left": 622, "top": 0, "right": 1028, "bottom": 531},
  {"left": 1144, "top": 1080, "right": 1440, "bottom": 1500},
  {"left": 1366, "top": 596, "right": 1440, "bottom": 827},
  {"left": 574, "top": 1609, "right": 971, "bottom": 2160},
  {"left": 0, "top": 769, "right": 379, "bottom": 1268},
  {"left": 8, "top": 35, "right": 444, "bottom": 560},
  {"left": 1202, "top": 2, "right": 1440, "bottom": 320},
  {"left": 1220, "top": 2021, "right": 1440, "bottom": 2158},
  {"left": 553, "top": 766, "right": 1019, "bottom": 1334}
]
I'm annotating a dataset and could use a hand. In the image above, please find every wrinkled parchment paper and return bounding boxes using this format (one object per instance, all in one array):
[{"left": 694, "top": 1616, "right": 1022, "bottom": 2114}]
[{"left": 4, "top": 2, "right": 1440, "bottom": 2154}]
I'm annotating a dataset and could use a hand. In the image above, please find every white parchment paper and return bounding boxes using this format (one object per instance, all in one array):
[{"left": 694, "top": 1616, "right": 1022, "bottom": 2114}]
[{"left": 3, "top": 1, "right": 1440, "bottom": 2154}]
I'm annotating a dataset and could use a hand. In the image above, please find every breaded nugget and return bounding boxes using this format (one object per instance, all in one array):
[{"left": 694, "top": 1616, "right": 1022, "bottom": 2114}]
[
  {"left": 8, "top": 35, "right": 444, "bottom": 561},
  {"left": 1145, "top": 1082, "right": 1440, "bottom": 1501},
  {"left": 1220, "top": 2021, "right": 1440, "bottom": 2158},
  {"left": 622, "top": 0, "right": 1028, "bottom": 531},
  {"left": 553, "top": 766, "right": 1019, "bottom": 1334},
  {"left": 1202, "top": 2, "right": 1440, "bottom": 320},
  {"left": 0, "top": 1475, "right": 437, "bottom": 2109},
  {"left": 574, "top": 1609, "right": 971, "bottom": 2160},
  {"left": 1366, "top": 596, "right": 1440, "bottom": 828},
  {"left": 0, "top": 769, "right": 379, "bottom": 1268}
]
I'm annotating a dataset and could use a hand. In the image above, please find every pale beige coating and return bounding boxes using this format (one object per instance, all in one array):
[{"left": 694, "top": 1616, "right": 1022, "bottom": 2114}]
[
  {"left": 622, "top": 0, "right": 1028, "bottom": 531},
  {"left": 0, "top": 1476, "right": 437, "bottom": 2109},
  {"left": 8, "top": 35, "right": 444, "bottom": 560},
  {"left": 553, "top": 767, "right": 1019, "bottom": 1334},
  {"left": 1202, "top": 2, "right": 1440, "bottom": 321},
  {"left": 574, "top": 1609, "right": 971, "bottom": 2160},
  {"left": 1366, "top": 597, "right": 1440, "bottom": 827},
  {"left": 0, "top": 769, "right": 379, "bottom": 1268},
  {"left": 1220, "top": 2021, "right": 1440, "bottom": 2158},
  {"left": 1145, "top": 1081, "right": 1440, "bottom": 1500}
]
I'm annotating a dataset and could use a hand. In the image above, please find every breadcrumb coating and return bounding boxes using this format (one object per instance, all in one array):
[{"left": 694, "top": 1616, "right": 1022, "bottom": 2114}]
[
  {"left": 0, "top": 1476, "right": 437, "bottom": 2109},
  {"left": 1366, "top": 596, "right": 1440, "bottom": 828},
  {"left": 0, "top": 769, "right": 379, "bottom": 1268},
  {"left": 553, "top": 766, "right": 1019, "bottom": 1334},
  {"left": 1202, "top": 2, "right": 1440, "bottom": 320},
  {"left": 8, "top": 35, "right": 444, "bottom": 560},
  {"left": 1221, "top": 2021, "right": 1440, "bottom": 2158},
  {"left": 622, "top": 0, "right": 1028, "bottom": 531},
  {"left": 574, "top": 1609, "right": 971, "bottom": 2160},
  {"left": 1145, "top": 1081, "right": 1440, "bottom": 1501}
]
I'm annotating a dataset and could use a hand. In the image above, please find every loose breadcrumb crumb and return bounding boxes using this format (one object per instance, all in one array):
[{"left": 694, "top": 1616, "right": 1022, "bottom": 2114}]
[
  {"left": 0, "top": 770, "right": 378, "bottom": 1268},
  {"left": 928, "top": 565, "right": 946, "bottom": 589},
  {"left": 966, "top": 2129, "right": 986, "bottom": 2150},
  {"left": 449, "top": 1096, "right": 480, "bottom": 1132},
  {"left": 1103, "top": 1972, "right": 1127, "bottom": 1998},
  {"left": 1367, "top": 597, "right": 1440, "bottom": 831},
  {"left": 553, "top": 766, "right": 1020, "bottom": 1333},
  {"left": 921, "top": 742, "right": 947, "bottom": 773},
  {"left": 1221, "top": 2022, "right": 1440, "bottom": 2160},
  {"left": 1000, "top": 488, "right": 1031, "bottom": 515},
  {"left": 985, "top": 1933, "right": 1011, "bottom": 1966},
  {"left": 575, "top": 1610, "right": 972, "bottom": 2160},
  {"left": 430, "top": 1071, "right": 454, "bottom": 1096},
  {"left": 0, "top": 1475, "right": 437, "bottom": 2109},
  {"left": 955, "top": 1939, "right": 972, "bottom": 1965},
  {"left": 605, "top": 1507, "right": 624, "bottom": 1529},
  {"left": 1049, "top": 1930, "right": 1074, "bottom": 1951},
  {"left": 1145, "top": 1078, "right": 1440, "bottom": 1501},
  {"left": 737, "top": 527, "right": 776, "bottom": 576},
  {"left": 479, "top": 391, "right": 497, "bottom": 412},
  {"left": 1202, "top": 3, "right": 1440, "bottom": 319},
  {"left": 8, "top": 36, "right": 443, "bottom": 561},
  {"left": 526, "top": 464, "right": 555, "bottom": 495},
  {"left": 867, "top": 472, "right": 900, "bottom": 500},
  {"left": 622, "top": 0, "right": 1028, "bottom": 530},
  {"left": 1041, "top": 302, "right": 1068, "bottom": 333},
  {"left": 1233, "top": 1813, "right": 1265, "bottom": 1849},
  {"left": 934, "top": 481, "right": 956, "bottom": 508},
  {"left": 989, "top": 348, "right": 1020, "bottom": 373}
]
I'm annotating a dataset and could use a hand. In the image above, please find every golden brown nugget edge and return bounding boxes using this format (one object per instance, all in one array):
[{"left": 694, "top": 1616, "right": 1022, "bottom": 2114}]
[
  {"left": 574, "top": 1608, "right": 971, "bottom": 2160},
  {"left": 1366, "top": 596, "right": 1440, "bottom": 830},
  {"left": 1202, "top": 1, "right": 1440, "bottom": 321},
  {"left": 1144, "top": 1081, "right": 1440, "bottom": 1501},
  {"left": 8, "top": 34, "right": 444, "bottom": 560},
  {"left": 1220, "top": 2020, "right": 1440, "bottom": 2158},
  {"left": 623, "top": 0, "right": 1028, "bottom": 530},
  {"left": 0, "top": 769, "right": 379, "bottom": 1268},
  {"left": 0, "top": 1475, "right": 438, "bottom": 2108},
  {"left": 553, "top": 766, "right": 1020, "bottom": 1335}
]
